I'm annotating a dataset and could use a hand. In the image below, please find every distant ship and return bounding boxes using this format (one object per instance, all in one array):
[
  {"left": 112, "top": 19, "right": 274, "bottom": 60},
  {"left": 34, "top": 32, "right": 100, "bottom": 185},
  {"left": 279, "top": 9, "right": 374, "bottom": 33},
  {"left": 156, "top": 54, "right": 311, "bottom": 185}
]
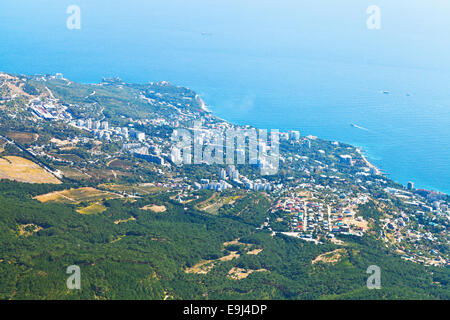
[{"left": 382, "top": 90, "right": 390, "bottom": 94}]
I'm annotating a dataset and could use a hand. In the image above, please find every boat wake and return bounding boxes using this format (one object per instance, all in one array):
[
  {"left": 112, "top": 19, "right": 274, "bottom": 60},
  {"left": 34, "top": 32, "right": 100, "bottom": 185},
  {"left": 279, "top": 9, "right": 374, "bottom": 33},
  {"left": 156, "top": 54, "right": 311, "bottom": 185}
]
[{"left": 351, "top": 123, "right": 370, "bottom": 132}]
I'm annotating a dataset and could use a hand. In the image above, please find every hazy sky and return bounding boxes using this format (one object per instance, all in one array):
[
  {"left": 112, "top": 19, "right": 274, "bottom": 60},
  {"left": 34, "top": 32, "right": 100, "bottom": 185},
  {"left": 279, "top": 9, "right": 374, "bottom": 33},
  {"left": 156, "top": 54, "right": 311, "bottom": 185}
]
[{"left": 1, "top": 0, "right": 450, "bottom": 73}]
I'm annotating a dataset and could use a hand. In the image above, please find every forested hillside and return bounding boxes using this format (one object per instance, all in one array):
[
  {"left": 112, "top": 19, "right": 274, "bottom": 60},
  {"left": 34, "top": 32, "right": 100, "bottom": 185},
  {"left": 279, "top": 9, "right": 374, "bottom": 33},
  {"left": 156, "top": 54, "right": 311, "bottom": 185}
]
[{"left": 0, "top": 181, "right": 448, "bottom": 300}]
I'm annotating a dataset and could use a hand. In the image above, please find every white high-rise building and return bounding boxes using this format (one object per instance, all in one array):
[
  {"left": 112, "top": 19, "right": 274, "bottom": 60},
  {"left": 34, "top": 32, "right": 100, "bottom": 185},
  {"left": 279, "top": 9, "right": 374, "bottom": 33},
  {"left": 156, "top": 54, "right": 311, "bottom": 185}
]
[
  {"left": 101, "top": 121, "right": 109, "bottom": 130},
  {"left": 289, "top": 130, "right": 301, "bottom": 141},
  {"left": 219, "top": 168, "right": 227, "bottom": 180},
  {"left": 171, "top": 147, "right": 182, "bottom": 164},
  {"left": 226, "top": 165, "right": 235, "bottom": 177},
  {"left": 136, "top": 132, "right": 145, "bottom": 142},
  {"left": 130, "top": 129, "right": 145, "bottom": 142},
  {"left": 280, "top": 132, "right": 289, "bottom": 140}
]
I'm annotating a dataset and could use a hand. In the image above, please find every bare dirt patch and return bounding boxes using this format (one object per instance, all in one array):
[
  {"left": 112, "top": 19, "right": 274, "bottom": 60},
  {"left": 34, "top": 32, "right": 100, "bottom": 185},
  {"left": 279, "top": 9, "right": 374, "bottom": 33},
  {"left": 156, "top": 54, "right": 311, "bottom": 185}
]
[
  {"left": 185, "top": 260, "right": 215, "bottom": 274},
  {"left": 219, "top": 251, "right": 240, "bottom": 262},
  {"left": 343, "top": 216, "right": 369, "bottom": 231},
  {"left": 223, "top": 239, "right": 241, "bottom": 246},
  {"left": 114, "top": 216, "right": 136, "bottom": 224},
  {"left": 18, "top": 224, "right": 42, "bottom": 237},
  {"left": 185, "top": 251, "right": 241, "bottom": 275},
  {"left": 6, "top": 82, "right": 32, "bottom": 98},
  {"left": 141, "top": 205, "right": 167, "bottom": 213},
  {"left": 223, "top": 238, "right": 254, "bottom": 251},
  {"left": 227, "top": 267, "right": 268, "bottom": 280},
  {"left": 247, "top": 248, "right": 263, "bottom": 255},
  {"left": 312, "top": 249, "right": 347, "bottom": 265}
]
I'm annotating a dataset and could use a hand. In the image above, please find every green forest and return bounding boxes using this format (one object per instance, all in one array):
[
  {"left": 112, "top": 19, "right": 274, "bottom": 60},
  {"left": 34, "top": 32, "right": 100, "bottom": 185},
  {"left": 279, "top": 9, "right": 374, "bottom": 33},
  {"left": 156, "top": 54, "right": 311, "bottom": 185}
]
[{"left": 0, "top": 180, "right": 448, "bottom": 300}]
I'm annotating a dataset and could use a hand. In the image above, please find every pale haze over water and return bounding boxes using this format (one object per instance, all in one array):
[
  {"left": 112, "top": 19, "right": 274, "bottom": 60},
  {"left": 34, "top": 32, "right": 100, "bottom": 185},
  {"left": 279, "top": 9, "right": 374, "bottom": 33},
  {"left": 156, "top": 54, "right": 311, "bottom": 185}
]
[{"left": 0, "top": 0, "right": 449, "bottom": 193}]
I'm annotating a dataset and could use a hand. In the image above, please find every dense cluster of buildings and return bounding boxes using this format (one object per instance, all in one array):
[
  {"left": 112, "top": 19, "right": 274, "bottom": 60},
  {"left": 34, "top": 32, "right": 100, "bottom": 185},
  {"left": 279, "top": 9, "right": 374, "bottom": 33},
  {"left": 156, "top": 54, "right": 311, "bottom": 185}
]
[
  {"left": 194, "top": 166, "right": 273, "bottom": 192},
  {"left": 71, "top": 118, "right": 146, "bottom": 142},
  {"left": 29, "top": 98, "right": 72, "bottom": 121},
  {"left": 272, "top": 192, "right": 368, "bottom": 242}
]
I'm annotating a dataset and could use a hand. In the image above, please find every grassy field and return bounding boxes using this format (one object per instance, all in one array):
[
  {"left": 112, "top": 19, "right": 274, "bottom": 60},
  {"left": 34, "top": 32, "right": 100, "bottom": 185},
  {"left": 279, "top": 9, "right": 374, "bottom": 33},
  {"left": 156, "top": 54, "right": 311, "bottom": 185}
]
[
  {"left": 34, "top": 187, "right": 120, "bottom": 204},
  {"left": 107, "top": 159, "right": 133, "bottom": 170},
  {"left": 77, "top": 202, "right": 107, "bottom": 215},
  {"left": 56, "top": 167, "right": 90, "bottom": 181},
  {"left": 197, "top": 194, "right": 244, "bottom": 214},
  {"left": 0, "top": 156, "right": 61, "bottom": 184}
]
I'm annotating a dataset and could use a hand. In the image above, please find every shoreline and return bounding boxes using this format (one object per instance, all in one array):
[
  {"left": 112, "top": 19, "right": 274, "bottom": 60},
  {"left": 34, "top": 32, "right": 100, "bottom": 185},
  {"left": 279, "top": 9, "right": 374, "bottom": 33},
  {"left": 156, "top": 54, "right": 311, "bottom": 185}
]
[
  {"left": 356, "top": 148, "right": 383, "bottom": 176},
  {"left": 205, "top": 101, "right": 449, "bottom": 196}
]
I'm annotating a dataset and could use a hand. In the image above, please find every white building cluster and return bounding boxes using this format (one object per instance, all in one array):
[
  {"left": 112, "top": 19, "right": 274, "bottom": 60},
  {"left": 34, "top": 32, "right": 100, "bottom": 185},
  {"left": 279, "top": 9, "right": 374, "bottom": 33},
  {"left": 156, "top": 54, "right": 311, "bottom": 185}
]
[
  {"left": 196, "top": 165, "right": 272, "bottom": 192},
  {"left": 71, "top": 118, "right": 146, "bottom": 142},
  {"left": 196, "top": 179, "right": 233, "bottom": 192},
  {"left": 29, "top": 98, "right": 72, "bottom": 121}
]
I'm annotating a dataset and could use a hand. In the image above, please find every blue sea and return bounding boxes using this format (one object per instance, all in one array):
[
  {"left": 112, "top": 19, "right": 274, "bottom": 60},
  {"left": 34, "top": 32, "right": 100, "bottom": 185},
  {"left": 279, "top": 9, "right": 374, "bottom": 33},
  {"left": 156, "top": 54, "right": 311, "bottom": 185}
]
[{"left": 1, "top": 0, "right": 449, "bottom": 194}]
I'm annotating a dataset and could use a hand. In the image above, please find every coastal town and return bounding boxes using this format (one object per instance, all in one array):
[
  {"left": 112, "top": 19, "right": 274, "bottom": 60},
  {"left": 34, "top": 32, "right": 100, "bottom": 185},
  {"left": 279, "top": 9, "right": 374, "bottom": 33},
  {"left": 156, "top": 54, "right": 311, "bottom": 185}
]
[{"left": 0, "top": 72, "right": 449, "bottom": 268}]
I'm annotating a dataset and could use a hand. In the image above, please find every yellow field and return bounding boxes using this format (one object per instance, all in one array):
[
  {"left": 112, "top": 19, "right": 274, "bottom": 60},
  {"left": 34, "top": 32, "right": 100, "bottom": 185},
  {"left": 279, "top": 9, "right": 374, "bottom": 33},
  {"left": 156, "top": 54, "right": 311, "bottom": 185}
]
[
  {"left": 77, "top": 202, "right": 107, "bottom": 215},
  {"left": 0, "top": 156, "right": 61, "bottom": 184},
  {"left": 34, "top": 187, "right": 120, "bottom": 204}
]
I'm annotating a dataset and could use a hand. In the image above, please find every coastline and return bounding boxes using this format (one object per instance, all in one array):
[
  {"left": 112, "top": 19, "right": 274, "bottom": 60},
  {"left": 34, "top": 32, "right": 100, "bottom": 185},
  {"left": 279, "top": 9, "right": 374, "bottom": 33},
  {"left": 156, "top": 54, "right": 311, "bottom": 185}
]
[
  {"left": 5, "top": 71, "right": 447, "bottom": 196},
  {"left": 195, "top": 95, "right": 211, "bottom": 113},
  {"left": 356, "top": 148, "right": 383, "bottom": 176},
  {"left": 206, "top": 103, "right": 450, "bottom": 196},
  {"left": 204, "top": 103, "right": 449, "bottom": 196}
]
